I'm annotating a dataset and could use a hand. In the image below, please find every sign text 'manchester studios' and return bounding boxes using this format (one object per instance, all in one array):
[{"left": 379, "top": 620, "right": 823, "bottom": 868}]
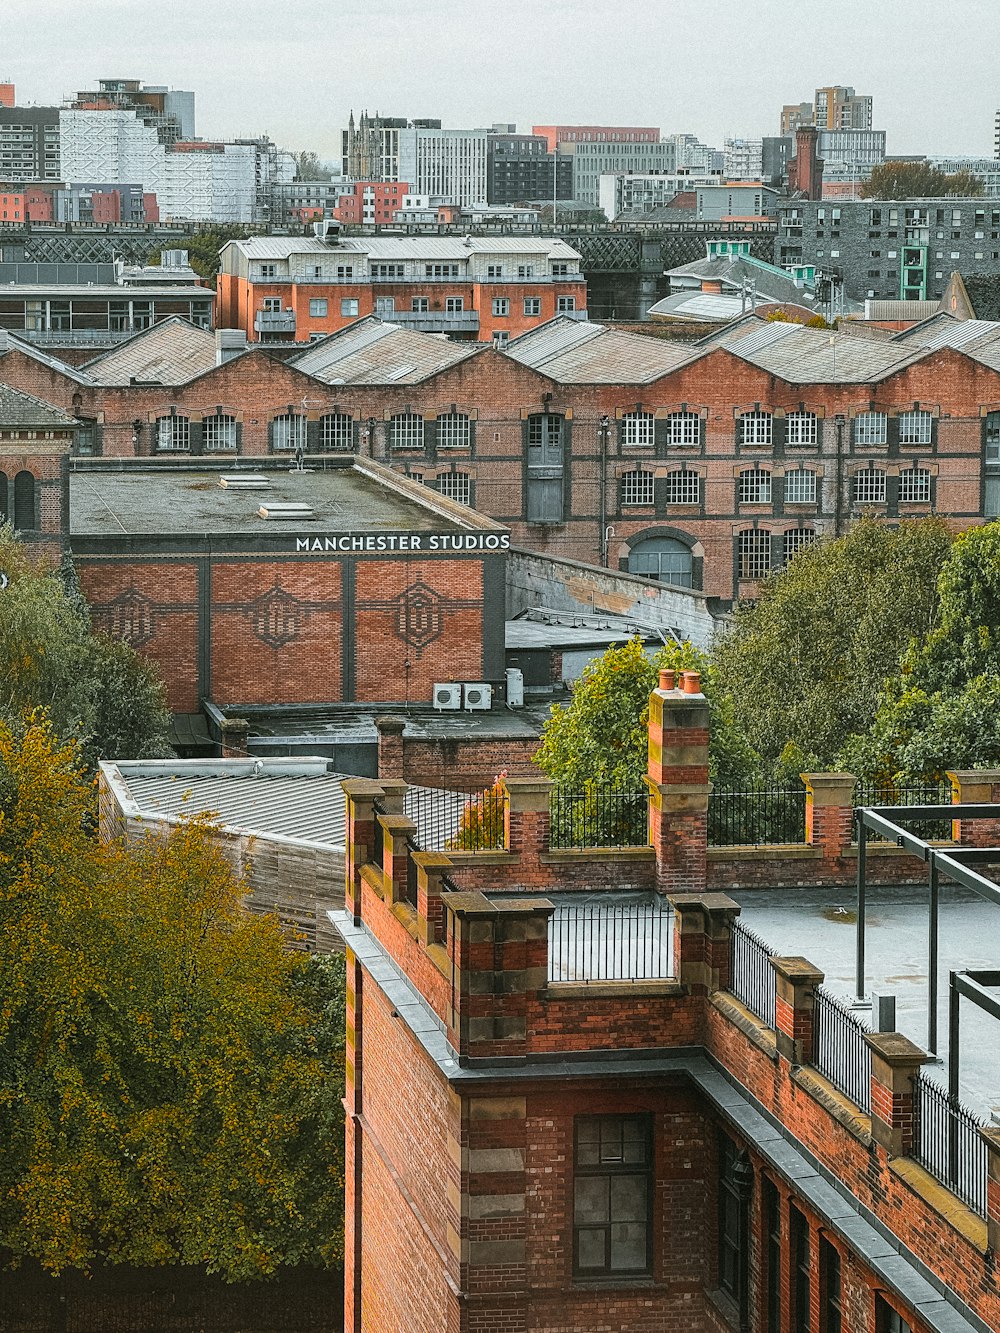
[{"left": 294, "top": 532, "right": 510, "bottom": 553}]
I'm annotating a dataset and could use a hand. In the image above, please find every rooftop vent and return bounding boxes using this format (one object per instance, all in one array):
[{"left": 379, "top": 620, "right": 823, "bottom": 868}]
[
  {"left": 220, "top": 474, "right": 270, "bottom": 490},
  {"left": 257, "top": 502, "right": 316, "bottom": 521},
  {"left": 385, "top": 363, "right": 416, "bottom": 381}
]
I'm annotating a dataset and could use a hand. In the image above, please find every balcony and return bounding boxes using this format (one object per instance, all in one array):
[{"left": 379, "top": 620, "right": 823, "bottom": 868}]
[
  {"left": 384, "top": 309, "right": 480, "bottom": 334},
  {"left": 254, "top": 310, "right": 296, "bottom": 334},
  {"left": 18, "top": 327, "right": 139, "bottom": 347}
]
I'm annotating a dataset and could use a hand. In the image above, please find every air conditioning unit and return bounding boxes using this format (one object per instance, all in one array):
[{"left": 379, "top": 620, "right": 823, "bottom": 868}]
[
  {"left": 463, "top": 683, "right": 493, "bottom": 711},
  {"left": 433, "top": 682, "right": 461, "bottom": 711}
]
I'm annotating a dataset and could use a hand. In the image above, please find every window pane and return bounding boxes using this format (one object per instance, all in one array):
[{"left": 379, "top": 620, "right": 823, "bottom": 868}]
[
  {"left": 610, "top": 1221, "right": 648, "bottom": 1271},
  {"left": 854, "top": 412, "right": 887, "bottom": 445},
  {"left": 622, "top": 411, "right": 654, "bottom": 448},
  {"left": 574, "top": 1177, "right": 609, "bottom": 1225},
  {"left": 577, "top": 1229, "right": 606, "bottom": 1269},
  {"left": 610, "top": 1174, "right": 647, "bottom": 1220},
  {"left": 668, "top": 411, "right": 700, "bottom": 446}
]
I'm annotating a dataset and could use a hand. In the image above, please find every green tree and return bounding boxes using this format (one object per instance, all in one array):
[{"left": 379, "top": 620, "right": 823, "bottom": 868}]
[
  {"left": 0, "top": 719, "right": 344, "bottom": 1279},
  {"left": 712, "top": 517, "right": 953, "bottom": 775},
  {"left": 535, "top": 637, "right": 757, "bottom": 792},
  {"left": 861, "top": 160, "right": 984, "bottom": 199},
  {"left": 0, "top": 529, "right": 170, "bottom": 766},
  {"left": 291, "top": 151, "right": 332, "bottom": 181}
]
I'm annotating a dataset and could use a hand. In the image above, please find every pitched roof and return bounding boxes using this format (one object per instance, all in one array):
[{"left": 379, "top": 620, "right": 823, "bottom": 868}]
[
  {"left": 226, "top": 235, "right": 581, "bottom": 261},
  {"left": 505, "top": 317, "right": 696, "bottom": 383},
  {"left": 707, "top": 319, "right": 925, "bottom": 383},
  {"left": 287, "top": 315, "right": 480, "bottom": 384},
  {"left": 0, "top": 383, "right": 77, "bottom": 429},
  {"left": 664, "top": 252, "right": 824, "bottom": 309},
  {"left": 81, "top": 317, "right": 218, "bottom": 386},
  {"left": 0, "top": 331, "right": 96, "bottom": 386}
]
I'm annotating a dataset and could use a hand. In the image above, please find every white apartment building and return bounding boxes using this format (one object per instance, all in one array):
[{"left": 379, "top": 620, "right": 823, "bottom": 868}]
[
  {"left": 568, "top": 140, "right": 678, "bottom": 206},
  {"left": 598, "top": 170, "right": 723, "bottom": 220},
  {"left": 723, "top": 138, "right": 763, "bottom": 181},
  {"left": 396, "top": 128, "right": 489, "bottom": 208}
]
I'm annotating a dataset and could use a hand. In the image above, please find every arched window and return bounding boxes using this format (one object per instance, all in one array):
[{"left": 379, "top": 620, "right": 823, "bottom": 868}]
[
  {"left": 853, "top": 468, "right": 886, "bottom": 503},
  {"left": 156, "top": 414, "right": 190, "bottom": 451},
  {"left": 737, "top": 529, "right": 771, "bottom": 580},
  {"left": 620, "top": 470, "right": 654, "bottom": 506},
  {"left": 436, "top": 411, "right": 471, "bottom": 449},
  {"left": 783, "top": 469, "right": 816, "bottom": 504},
  {"left": 783, "top": 528, "right": 816, "bottom": 562},
  {"left": 436, "top": 471, "right": 470, "bottom": 505},
  {"left": 628, "top": 537, "right": 694, "bottom": 588},
  {"left": 203, "top": 414, "right": 237, "bottom": 451},
  {"left": 738, "top": 410, "right": 772, "bottom": 447},
  {"left": 786, "top": 411, "right": 818, "bottom": 447},
  {"left": 320, "top": 413, "right": 354, "bottom": 451},
  {"left": 739, "top": 467, "right": 772, "bottom": 504},
  {"left": 13, "top": 470, "right": 35, "bottom": 531},
  {"left": 898, "top": 467, "right": 931, "bottom": 503},
  {"left": 0, "top": 472, "right": 8, "bottom": 523},
  {"left": 853, "top": 412, "right": 887, "bottom": 446},
  {"left": 665, "top": 469, "right": 700, "bottom": 505},
  {"left": 621, "top": 411, "right": 654, "bottom": 449},
  {"left": 272, "top": 413, "right": 306, "bottom": 452},
  {"left": 390, "top": 412, "right": 425, "bottom": 450},
  {"left": 666, "top": 411, "right": 701, "bottom": 447}
]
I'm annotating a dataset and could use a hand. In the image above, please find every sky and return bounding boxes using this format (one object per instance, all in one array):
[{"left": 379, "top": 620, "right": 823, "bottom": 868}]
[{"left": 3, "top": 0, "right": 999, "bottom": 163}]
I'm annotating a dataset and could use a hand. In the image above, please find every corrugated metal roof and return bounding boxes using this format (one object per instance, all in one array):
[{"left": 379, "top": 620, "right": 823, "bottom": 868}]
[
  {"left": 726, "top": 323, "right": 922, "bottom": 383},
  {"left": 647, "top": 292, "right": 746, "bottom": 321},
  {"left": 506, "top": 317, "right": 694, "bottom": 383},
  {"left": 228, "top": 237, "right": 328, "bottom": 259},
  {"left": 289, "top": 317, "right": 479, "bottom": 384},
  {"left": 505, "top": 317, "right": 605, "bottom": 366},
  {"left": 0, "top": 383, "right": 77, "bottom": 428},
  {"left": 82, "top": 317, "right": 218, "bottom": 386},
  {"left": 865, "top": 300, "right": 940, "bottom": 321},
  {"left": 893, "top": 318, "right": 1000, "bottom": 351},
  {"left": 227, "top": 236, "right": 581, "bottom": 261}
]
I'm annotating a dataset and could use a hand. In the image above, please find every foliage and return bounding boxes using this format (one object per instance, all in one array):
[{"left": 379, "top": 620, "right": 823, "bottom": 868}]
[
  {"left": 0, "top": 719, "right": 344, "bottom": 1279},
  {"left": 447, "top": 774, "right": 506, "bottom": 850},
  {"left": 848, "top": 522, "right": 1000, "bottom": 780},
  {"left": 0, "top": 529, "right": 170, "bottom": 768},
  {"left": 291, "top": 151, "right": 332, "bottom": 182},
  {"left": 861, "top": 161, "right": 984, "bottom": 199},
  {"left": 712, "top": 517, "right": 953, "bottom": 775},
  {"left": 152, "top": 226, "right": 254, "bottom": 282},
  {"left": 535, "top": 637, "right": 758, "bottom": 792}
]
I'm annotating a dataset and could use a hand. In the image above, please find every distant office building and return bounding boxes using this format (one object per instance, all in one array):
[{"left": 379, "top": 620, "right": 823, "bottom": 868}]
[
  {"left": 54, "top": 182, "right": 158, "bottom": 225},
  {"left": 69, "top": 77, "right": 195, "bottom": 143},
  {"left": 929, "top": 157, "right": 1000, "bottom": 197},
  {"left": 598, "top": 170, "right": 722, "bottom": 220},
  {"left": 341, "top": 111, "right": 442, "bottom": 180},
  {"left": 723, "top": 138, "right": 763, "bottom": 180},
  {"left": 0, "top": 84, "right": 14, "bottom": 110},
  {"left": 781, "top": 85, "right": 872, "bottom": 134},
  {"left": 780, "top": 100, "right": 814, "bottom": 135},
  {"left": 761, "top": 136, "right": 793, "bottom": 187},
  {"left": 487, "top": 134, "right": 573, "bottom": 205},
  {"left": 696, "top": 183, "right": 778, "bottom": 220},
  {"left": 397, "top": 127, "right": 488, "bottom": 208},
  {"left": 818, "top": 128, "right": 885, "bottom": 168},
  {"left": 568, "top": 140, "right": 677, "bottom": 206},
  {"left": 272, "top": 179, "right": 345, "bottom": 226},
  {"left": 0, "top": 105, "right": 61, "bottom": 181},
  {"left": 333, "top": 181, "right": 411, "bottom": 224},
  {"left": 667, "top": 132, "right": 724, "bottom": 173},
  {"left": 532, "top": 124, "right": 660, "bottom": 152}
]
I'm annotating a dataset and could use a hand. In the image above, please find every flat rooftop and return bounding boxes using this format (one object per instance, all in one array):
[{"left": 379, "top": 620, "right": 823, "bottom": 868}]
[{"left": 69, "top": 458, "right": 506, "bottom": 539}]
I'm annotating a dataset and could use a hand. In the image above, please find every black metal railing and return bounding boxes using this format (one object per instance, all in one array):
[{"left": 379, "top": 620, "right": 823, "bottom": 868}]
[
  {"left": 813, "top": 987, "right": 872, "bottom": 1112},
  {"left": 913, "top": 1072, "right": 988, "bottom": 1215},
  {"left": 729, "top": 918, "right": 777, "bottom": 1027},
  {"left": 852, "top": 780, "right": 954, "bottom": 842},
  {"left": 548, "top": 787, "right": 647, "bottom": 849},
  {"left": 708, "top": 786, "right": 806, "bottom": 846},
  {"left": 547, "top": 899, "right": 673, "bottom": 982},
  {"left": 404, "top": 785, "right": 506, "bottom": 852}
]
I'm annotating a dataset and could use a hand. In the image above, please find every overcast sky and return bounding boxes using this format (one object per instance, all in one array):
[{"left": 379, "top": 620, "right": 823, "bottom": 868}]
[{"left": 4, "top": 0, "right": 998, "bottom": 162}]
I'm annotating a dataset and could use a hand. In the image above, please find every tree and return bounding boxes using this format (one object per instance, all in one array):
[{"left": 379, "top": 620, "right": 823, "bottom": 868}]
[
  {"left": 0, "top": 529, "right": 170, "bottom": 767},
  {"left": 0, "top": 718, "right": 345, "bottom": 1279},
  {"left": 861, "top": 160, "right": 984, "bottom": 199},
  {"left": 534, "top": 637, "right": 757, "bottom": 793},
  {"left": 291, "top": 151, "right": 332, "bottom": 182},
  {"left": 712, "top": 518, "right": 953, "bottom": 776}
]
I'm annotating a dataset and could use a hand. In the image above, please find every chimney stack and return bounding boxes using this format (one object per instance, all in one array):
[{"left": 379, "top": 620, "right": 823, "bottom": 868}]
[{"left": 215, "top": 329, "right": 247, "bottom": 366}]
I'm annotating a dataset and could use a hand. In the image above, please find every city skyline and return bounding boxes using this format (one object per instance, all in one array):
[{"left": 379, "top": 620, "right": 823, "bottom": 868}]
[{"left": 4, "top": 0, "right": 998, "bottom": 163}]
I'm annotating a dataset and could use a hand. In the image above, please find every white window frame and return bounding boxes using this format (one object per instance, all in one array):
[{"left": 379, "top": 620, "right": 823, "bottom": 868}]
[
  {"left": 437, "top": 471, "right": 471, "bottom": 505},
  {"left": 203, "top": 414, "right": 237, "bottom": 451},
  {"left": 556, "top": 295, "right": 577, "bottom": 313},
  {"left": 898, "top": 467, "right": 931, "bottom": 503},
  {"left": 853, "top": 468, "right": 887, "bottom": 503},
  {"left": 262, "top": 296, "right": 282, "bottom": 313},
  {"left": 854, "top": 412, "right": 887, "bottom": 446},
  {"left": 523, "top": 297, "right": 542, "bottom": 316},
  {"left": 621, "top": 470, "right": 654, "bottom": 506},
  {"left": 667, "top": 411, "right": 700, "bottom": 447},
  {"left": 320, "top": 413, "right": 354, "bottom": 452},
  {"left": 411, "top": 296, "right": 429, "bottom": 312},
  {"left": 445, "top": 296, "right": 464, "bottom": 313},
  {"left": 738, "top": 530, "right": 771, "bottom": 580},
  {"left": 739, "top": 411, "right": 772, "bottom": 447},
  {"left": 622, "top": 411, "right": 655, "bottom": 449},
  {"left": 898, "top": 410, "right": 932, "bottom": 445},
  {"left": 783, "top": 468, "right": 816, "bottom": 504},
  {"left": 739, "top": 467, "right": 772, "bottom": 504},
  {"left": 156, "top": 414, "right": 189, "bottom": 451},
  {"left": 783, "top": 528, "right": 816, "bottom": 561},
  {"left": 786, "top": 411, "right": 818, "bottom": 447},
  {"left": 391, "top": 412, "right": 425, "bottom": 450},
  {"left": 340, "top": 297, "right": 359, "bottom": 317},
  {"left": 666, "top": 469, "right": 700, "bottom": 505},
  {"left": 309, "top": 298, "right": 328, "bottom": 318},
  {"left": 492, "top": 297, "right": 510, "bottom": 316},
  {"left": 437, "top": 412, "right": 471, "bottom": 449}
]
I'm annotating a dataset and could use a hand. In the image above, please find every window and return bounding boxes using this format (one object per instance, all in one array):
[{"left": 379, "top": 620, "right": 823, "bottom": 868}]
[
  {"left": 262, "top": 297, "right": 282, "bottom": 313},
  {"left": 629, "top": 536, "right": 693, "bottom": 587},
  {"left": 523, "top": 297, "right": 541, "bottom": 316},
  {"left": 258, "top": 263, "right": 276, "bottom": 278},
  {"left": 739, "top": 410, "right": 772, "bottom": 447},
  {"left": 203, "top": 414, "right": 237, "bottom": 451},
  {"left": 308, "top": 298, "right": 328, "bottom": 318},
  {"left": 336, "top": 265, "right": 354, "bottom": 279},
  {"left": 718, "top": 1135, "right": 752, "bottom": 1319},
  {"left": 573, "top": 1115, "right": 652, "bottom": 1277},
  {"left": 445, "top": 296, "right": 464, "bottom": 313},
  {"left": 374, "top": 263, "right": 405, "bottom": 278},
  {"left": 739, "top": 467, "right": 771, "bottom": 504},
  {"left": 667, "top": 411, "right": 701, "bottom": 447},
  {"left": 791, "top": 1207, "right": 810, "bottom": 1333},
  {"left": 272, "top": 413, "right": 306, "bottom": 452},
  {"left": 898, "top": 409, "right": 932, "bottom": 444},
  {"left": 156, "top": 414, "right": 189, "bottom": 451},
  {"left": 517, "top": 264, "right": 534, "bottom": 277},
  {"left": 821, "top": 1236, "right": 842, "bottom": 1333},
  {"left": 876, "top": 1298, "right": 913, "bottom": 1333},
  {"left": 738, "top": 530, "right": 771, "bottom": 580},
  {"left": 375, "top": 296, "right": 395, "bottom": 314},
  {"left": 411, "top": 296, "right": 429, "bottom": 312},
  {"left": 854, "top": 411, "right": 887, "bottom": 445},
  {"left": 898, "top": 467, "right": 931, "bottom": 503},
  {"left": 526, "top": 413, "right": 565, "bottom": 524},
  {"left": 621, "top": 470, "right": 654, "bottom": 506},
  {"left": 557, "top": 295, "right": 577, "bottom": 313},
  {"left": 320, "top": 412, "right": 354, "bottom": 452},
  {"left": 341, "top": 298, "right": 359, "bottom": 317},
  {"left": 786, "top": 411, "right": 818, "bottom": 447},
  {"left": 853, "top": 468, "right": 886, "bottom": 503},
  {"left": 437, "top": 471, "right": 471, "bottom": 505},
  {"left": 784, "top": 528, "right": 816, "bottom": 561},
  {"left": 492, "top": 298, "right": 510, "bottom": 316},
  {"left": 552, "top": 262, "right": 569, "bottom": 276},
  {"left": 13, "top": 470, "right": 34, "bottom": 530},
  {"left": 437, "top": 412, "right": 471, "bottom": 449},
  {"left": 666, "top": 469, "right": 699, "bottom": 505},
  {"left": 391, "top": 412, "right": 424, "bottom": 450},
  {"left": 425, "top": 263, "right": 459, "bottom": 277},
  {"left": 621, "top": 411, "right": 654, "bottom": 448},
  {"left": 783, "top": 469, "right": 816, "bottom": 504},
  {"left": 486, "top": 264, "right": 503, "bottom": 278}
]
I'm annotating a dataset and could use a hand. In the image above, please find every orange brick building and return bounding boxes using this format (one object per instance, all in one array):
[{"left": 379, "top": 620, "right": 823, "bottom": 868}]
[
  {"left": 214, "top": 233, "right": 587, "bottom": 344},
  {"left": 336, "top": 676, "right": 1000, "bottom": 1333}
]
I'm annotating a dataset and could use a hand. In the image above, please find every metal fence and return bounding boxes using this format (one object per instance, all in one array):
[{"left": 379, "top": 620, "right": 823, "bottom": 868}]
[
  {"left": 852, "top": 781, "right": 954, "bottom": 842},
  {"left": 547, "top": 899, "right": 673, "bottom": 983},
  {"left": 813, "top": 987, "right": 872, "bottom": 1112},
  {"left": 913, "top": 1072, "right": 988, "bottom": 1215},
  {"left": 708, "top": 786, "right": 806, "bottom": 847},
  {"left": 404, "top": 784, "right": 506, "bottom": 852},
  {"left": 549, "top": 787, "right": 647, "bottom": 849},
  {"left": 729, "top": 918, "right": 777, "bottom": 1027}
]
